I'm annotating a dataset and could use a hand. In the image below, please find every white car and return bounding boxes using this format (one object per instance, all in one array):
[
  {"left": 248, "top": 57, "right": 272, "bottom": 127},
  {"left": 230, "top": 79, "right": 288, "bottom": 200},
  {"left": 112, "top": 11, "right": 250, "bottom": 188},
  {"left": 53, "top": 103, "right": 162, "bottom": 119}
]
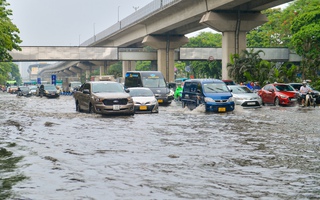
[
  {"left": 228, "top": 85, "right": 262, "bottom": 108},
  {"left": 128, "top": 87, "right": 159, "bottom": 113}
]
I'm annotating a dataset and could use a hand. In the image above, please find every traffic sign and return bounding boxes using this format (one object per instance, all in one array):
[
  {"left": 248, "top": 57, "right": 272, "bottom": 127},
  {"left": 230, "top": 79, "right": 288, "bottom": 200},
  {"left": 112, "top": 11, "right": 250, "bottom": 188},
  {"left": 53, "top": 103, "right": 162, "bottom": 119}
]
[{"left": 51, "top": 74, "right": 57, "bottom": 85}]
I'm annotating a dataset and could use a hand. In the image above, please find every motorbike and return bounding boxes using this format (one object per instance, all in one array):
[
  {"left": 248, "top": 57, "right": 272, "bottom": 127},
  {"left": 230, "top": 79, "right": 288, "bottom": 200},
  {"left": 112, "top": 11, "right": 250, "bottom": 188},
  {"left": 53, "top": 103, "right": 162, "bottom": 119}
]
[{"left": 299, "top": 92, "right": 316, "bottom": 107}]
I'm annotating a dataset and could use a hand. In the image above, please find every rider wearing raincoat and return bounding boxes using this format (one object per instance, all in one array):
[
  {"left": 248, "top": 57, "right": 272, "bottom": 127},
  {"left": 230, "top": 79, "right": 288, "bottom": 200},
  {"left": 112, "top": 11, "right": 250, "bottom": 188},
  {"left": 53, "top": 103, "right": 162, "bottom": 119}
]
[{"left": 174, "top": 82, "right": 184, "bottom": 101}]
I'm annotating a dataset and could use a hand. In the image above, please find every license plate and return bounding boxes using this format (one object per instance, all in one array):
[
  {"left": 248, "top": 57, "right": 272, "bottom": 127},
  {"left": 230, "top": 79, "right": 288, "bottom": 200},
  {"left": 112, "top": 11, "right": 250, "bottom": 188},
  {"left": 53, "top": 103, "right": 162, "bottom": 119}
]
[
  {"left": 139, "top": 105, "right": 147, "bottom": 110},
  {"left": 291, "top": 98, "right": 297, "bottom": 102},
  {"left": 113, "top": 105, "right": 120, "bottom": 110},
  {"left": 158, "top": 99, "right": 163, "bottom": 103},
  {"left": 218, "top": 107, "right": 226, "bottom": 112},
  {"left": 247, "top": 102, "right": 256, "bottom": 105}
]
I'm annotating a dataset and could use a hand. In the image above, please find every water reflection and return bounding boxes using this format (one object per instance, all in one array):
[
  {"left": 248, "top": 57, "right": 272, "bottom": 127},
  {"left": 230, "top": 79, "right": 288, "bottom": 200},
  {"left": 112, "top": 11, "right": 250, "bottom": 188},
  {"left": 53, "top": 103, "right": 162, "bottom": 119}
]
[
  {"left": 0, "top": 93, "right": 319, "bottom": 199},
  {"left": 0, "top": 143, "right": 27, "bottom": 199}
]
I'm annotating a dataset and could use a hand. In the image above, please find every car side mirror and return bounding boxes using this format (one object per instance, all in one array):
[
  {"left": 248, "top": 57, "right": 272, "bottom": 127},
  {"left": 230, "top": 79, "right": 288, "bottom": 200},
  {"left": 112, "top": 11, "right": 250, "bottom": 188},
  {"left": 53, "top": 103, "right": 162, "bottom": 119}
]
[{"left": 125, "top": 88, "right": 130, "bottom": 93}]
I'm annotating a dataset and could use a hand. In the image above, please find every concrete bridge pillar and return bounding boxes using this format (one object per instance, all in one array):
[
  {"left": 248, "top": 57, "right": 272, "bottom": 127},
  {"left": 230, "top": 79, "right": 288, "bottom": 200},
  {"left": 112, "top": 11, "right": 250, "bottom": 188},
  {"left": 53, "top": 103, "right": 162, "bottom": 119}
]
[
  {"left": 69, "top": 66, "right": 82, "bottom": 81},
  {"left": 99, "top": 61, "right": 109, "bottom": 76},
  {"left": 200, "top": 11, "right": 268, "bottom": 79},
  {"left": 142, "top": 35, "right": 189, "bottom": 82},
  {"left": 122, "top": 61, "right": 136, "bottom": 78}
]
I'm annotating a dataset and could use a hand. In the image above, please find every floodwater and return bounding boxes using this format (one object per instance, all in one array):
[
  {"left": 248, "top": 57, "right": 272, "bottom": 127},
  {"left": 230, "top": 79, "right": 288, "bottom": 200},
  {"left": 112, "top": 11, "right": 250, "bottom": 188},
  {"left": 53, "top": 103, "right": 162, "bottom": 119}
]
[{"left": 0, "top": 92, "right": 319, "bottom": 200}]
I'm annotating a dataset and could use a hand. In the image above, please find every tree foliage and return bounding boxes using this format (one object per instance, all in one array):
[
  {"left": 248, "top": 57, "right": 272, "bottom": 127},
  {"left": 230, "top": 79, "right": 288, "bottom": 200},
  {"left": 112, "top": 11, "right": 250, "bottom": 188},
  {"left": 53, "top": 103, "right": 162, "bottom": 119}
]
[
  {"left": 0, "top": 0, "right": 22, "bottom": 62},
  {"left": 178, "top": 32, "right": 222, "bottom": 79},
  {"left": 0, "top": 62, "right": 21, "bottom": 85},
  {"left": 290, "top": 0, "right": 320, "bottom": 81}
]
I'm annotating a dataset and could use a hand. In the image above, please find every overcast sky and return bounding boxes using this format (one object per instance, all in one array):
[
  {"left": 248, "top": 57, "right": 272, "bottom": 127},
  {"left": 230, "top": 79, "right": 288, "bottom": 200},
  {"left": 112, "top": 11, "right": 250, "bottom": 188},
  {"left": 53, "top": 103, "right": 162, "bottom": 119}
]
[
  {"left": 7, "top": 0, "right": 163, "bottom": 46},
  {"left": 7, "top": 0, "right": 288, "bottom": 47}
]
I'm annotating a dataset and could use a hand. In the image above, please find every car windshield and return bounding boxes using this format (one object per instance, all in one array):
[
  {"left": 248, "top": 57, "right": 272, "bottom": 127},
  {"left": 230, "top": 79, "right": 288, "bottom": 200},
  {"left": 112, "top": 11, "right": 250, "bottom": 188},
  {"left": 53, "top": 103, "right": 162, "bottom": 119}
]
[
  {"left": 203, "top": 83, "right": 230, "bottom": 93},
  {"left": 29, "top": 86, "right": 37, "bottom": 90},
  {"left": 142, "top": 78, "right": 166, "bottom": 88},
  {"left": 92, "top": 82, "right": 124, "bottom": 93},
  {"left": 229, "top": 86, "right": 252, "bottom": 94},
  {"left": 275, "top": 85, "right": 295, "bottom": 92},
  {"left": 129, "top": 89, "right": 154, "bottom": 97},
  {"left": 20, "top": 87, "right": 29, "bottom": 92},
  {"left": 44, "top": 85, "right": 57, "bottom": 90}
]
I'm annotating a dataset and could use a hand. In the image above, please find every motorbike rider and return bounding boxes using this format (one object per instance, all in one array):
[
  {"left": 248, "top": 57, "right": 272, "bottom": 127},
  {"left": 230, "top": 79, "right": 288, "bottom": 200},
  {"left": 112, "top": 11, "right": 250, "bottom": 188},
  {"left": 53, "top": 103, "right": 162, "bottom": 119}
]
[
  {"left": 174, "top": 82, "right": 184, "bottom": 101},
  {"left": 39, "top": 84, "right": 45, "bottom": 96},
  {"left": 299, "top": 81, "right": 311, "bottom": 106}
]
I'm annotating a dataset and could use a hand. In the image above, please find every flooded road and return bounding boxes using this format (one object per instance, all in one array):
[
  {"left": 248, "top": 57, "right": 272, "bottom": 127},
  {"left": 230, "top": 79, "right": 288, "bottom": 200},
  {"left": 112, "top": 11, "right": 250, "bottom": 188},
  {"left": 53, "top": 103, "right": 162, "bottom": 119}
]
[{"left": 0, "top": 92, "right": 319, "bottom": 199}]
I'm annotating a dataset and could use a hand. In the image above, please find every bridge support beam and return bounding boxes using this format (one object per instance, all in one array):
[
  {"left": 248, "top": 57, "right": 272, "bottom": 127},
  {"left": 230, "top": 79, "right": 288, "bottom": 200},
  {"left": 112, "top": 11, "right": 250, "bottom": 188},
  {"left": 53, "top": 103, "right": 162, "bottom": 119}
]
[
  {"left": 69, "top": 66, "right": 83, "bottom": 82},
  {"left": 142, "top": 35, "right": 189, "bottom": 82},
  {"left": 200, "top": 11, "right": 268, "bottom": 79},
  {"left": 122, "top": 61, "right": 136, "bottom": 78}
]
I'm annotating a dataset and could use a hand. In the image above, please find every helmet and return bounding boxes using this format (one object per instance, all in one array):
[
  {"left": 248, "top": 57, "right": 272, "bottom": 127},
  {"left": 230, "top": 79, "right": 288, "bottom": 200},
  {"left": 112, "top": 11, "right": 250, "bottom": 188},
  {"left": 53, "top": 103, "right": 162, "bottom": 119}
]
[{"left": 302, "top": 81, "right": 307, "bottom": 86}]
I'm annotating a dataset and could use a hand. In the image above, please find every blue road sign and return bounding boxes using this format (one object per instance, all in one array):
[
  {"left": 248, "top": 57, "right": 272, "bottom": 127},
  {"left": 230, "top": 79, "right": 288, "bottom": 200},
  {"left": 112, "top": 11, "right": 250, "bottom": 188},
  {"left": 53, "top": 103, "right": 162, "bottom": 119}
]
[
  {"left": 37, "top": 78, "right": 41, "bottom": 84},
  {"left": 51, "top": 74, "right": 57, "bottom": 85}
]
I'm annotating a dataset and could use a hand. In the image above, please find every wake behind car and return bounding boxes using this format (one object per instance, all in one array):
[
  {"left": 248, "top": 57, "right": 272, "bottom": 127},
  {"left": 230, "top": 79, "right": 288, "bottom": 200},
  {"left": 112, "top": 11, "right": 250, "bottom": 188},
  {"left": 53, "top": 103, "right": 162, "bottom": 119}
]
[
  {"left": 258, "top": 83, "right": 298, "bottom": 106},
  {"left": 128, "top": 87, "right": 159, "bottom": 113},
  {"left": 181, "top": 79, "right": 234, "bottom": 112},
  {"left": 74, "top": 81, "right": 134, "bottom": 115},
  {"left": 228, "top": 85, "right": 262, "bottom": 108}
]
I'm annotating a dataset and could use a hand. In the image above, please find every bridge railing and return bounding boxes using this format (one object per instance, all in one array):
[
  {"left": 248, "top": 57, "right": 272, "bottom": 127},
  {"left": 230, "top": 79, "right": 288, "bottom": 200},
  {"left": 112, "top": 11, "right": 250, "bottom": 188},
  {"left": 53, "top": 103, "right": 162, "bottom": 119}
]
[{"left": 81, "top": 0, "right": 181, "bottom": 46}]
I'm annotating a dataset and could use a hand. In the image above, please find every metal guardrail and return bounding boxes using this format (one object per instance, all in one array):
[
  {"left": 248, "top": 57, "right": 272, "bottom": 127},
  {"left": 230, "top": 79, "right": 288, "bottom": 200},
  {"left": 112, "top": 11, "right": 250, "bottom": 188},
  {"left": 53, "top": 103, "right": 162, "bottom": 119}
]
[{"left": 81, "top": 0, "right": 181, "bottom": 46}]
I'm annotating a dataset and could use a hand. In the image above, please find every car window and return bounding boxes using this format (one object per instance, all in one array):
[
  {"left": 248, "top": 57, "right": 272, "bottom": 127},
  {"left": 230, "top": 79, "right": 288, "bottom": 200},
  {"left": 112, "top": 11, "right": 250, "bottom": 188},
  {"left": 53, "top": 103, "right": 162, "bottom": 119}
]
[
  {"left": 230, "top": 86, "right": 252, "bottom": 94},
  {"left": 44, "top": 85, "right": 56, "bottom": 90},
  {"left": 203, "top": 83, "right": 229, "bottom": 93},
  {"left": 92, "top": 83, "right": 124, "bottom": 93},
  {"left": 275, "top": 85, "right": 295, "bottom": 92},
  {"left": 129, "top": 89, "right": 154, "bottom": 97}
]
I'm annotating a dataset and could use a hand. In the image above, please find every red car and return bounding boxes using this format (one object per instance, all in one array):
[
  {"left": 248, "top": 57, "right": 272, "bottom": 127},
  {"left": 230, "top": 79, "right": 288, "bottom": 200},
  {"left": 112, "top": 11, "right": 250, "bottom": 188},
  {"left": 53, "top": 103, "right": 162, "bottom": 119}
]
[{"left": 258, "top": 83, "right": 298, "bottom": 106}]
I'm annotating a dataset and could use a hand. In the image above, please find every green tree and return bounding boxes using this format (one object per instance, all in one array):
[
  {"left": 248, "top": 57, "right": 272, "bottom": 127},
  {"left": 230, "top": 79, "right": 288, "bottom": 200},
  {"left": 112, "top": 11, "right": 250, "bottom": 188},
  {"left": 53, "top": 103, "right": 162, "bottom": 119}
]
[
  {"left": 135, "top": 61, "right": 152, "bottom": 71},
  {"left": 181, "top": 32, "right": 222, "bottom": 78},
  {"left": 0, "top": 62, "right": 21, "bottom": 85},
  {"left": 185, "top": 32, "right": 222, "bottom": 47},
  {"left": 107, "top": 62, "right": 122, "bottom": 78},
  {"left": 0, "top": 0, "right": 22, "bottom": 61},
  {"left": 227, "top": 49, "right": 273, "bottom": 84},
  {"left": 290, "top": 1, "right": 320, "bottom": 81},
  {"left": 0, "top": 62, "right": 11, "bottom": 84}
]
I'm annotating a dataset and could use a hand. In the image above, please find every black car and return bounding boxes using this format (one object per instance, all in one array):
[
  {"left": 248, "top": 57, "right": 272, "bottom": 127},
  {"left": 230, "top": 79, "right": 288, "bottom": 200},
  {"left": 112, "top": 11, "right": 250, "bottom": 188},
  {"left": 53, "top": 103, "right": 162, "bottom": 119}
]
[
  {"left": 17, "top": 86, "right": 32, "bottom": 97},
  {"left": 36, "top": 84, "right": 60, "bottom": 98},
  {"left": 289, "top": 83, "right": 320, "bottom": 104}
]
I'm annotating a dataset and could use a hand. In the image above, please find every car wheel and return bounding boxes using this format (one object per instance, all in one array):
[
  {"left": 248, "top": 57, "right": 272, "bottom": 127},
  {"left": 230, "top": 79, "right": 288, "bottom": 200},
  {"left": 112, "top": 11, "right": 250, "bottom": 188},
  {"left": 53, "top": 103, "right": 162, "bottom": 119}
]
[
  {"left": 76, "top": 102, "right": 82, "bottom": 112},
  {"left": 274, "top": 97, "right": 280, "bottom": 106},
  {"left": 89, "top": 103, "right": 95, "bottom": 114}
]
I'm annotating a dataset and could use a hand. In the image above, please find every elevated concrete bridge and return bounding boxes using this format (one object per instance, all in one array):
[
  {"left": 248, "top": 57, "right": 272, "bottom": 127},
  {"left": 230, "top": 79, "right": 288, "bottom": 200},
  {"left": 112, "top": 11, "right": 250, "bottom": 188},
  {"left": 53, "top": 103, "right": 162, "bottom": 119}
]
[
  {"left": 12, "top": 46, "right": 299, "bottom": 80},
  {"left": 14, "top": 0, "right": 294, "bottom": 81}
]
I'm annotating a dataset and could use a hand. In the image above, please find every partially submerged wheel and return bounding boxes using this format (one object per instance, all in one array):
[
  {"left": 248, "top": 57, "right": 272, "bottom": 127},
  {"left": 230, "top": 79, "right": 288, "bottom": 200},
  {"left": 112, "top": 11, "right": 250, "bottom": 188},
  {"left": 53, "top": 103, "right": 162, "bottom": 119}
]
[
  {"left": 274, "top": 97, "right": 280, "bottom": 106},
  {"left": 89, "top": 104, "right": 95, "bottom": 114},
  {"left": 76, "top": 101, "right": 82, "bottom": 112}
]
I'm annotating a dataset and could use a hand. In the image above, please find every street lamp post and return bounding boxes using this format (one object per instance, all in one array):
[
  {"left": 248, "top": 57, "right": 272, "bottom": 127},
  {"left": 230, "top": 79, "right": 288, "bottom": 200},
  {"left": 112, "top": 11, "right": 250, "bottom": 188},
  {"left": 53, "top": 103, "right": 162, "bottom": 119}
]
[{"left": 118, "top": 6, "right": 120, "bottom": 22}]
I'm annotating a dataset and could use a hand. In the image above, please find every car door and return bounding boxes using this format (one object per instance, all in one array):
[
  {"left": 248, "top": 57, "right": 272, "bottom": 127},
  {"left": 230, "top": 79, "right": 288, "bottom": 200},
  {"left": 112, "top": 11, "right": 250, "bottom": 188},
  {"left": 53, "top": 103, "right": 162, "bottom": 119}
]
[
  {"left": 262, "top": 85, "right": 273, "bottom": 104},
  {"left": 79, "top": 83, "right": 91, "bottom": 111}
]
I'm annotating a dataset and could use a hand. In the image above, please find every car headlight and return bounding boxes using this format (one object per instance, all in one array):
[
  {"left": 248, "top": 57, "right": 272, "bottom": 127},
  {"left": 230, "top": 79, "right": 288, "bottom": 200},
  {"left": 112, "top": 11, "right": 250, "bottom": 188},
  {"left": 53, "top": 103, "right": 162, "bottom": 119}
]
[
  {"left": 127, "top": 97, "right": 133, "bottom": 103},
  {"left": 279, "top": 95, "right": 287, "bottom": 99},
  {"left": 168, "top": 90, "right": 174, "bottom": 96},
  {"left": 93, "top": 97, "right": 103, "bottom": 102},
  {"left": 227, "top": 97, "right": 233, "bottom": 102}
]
